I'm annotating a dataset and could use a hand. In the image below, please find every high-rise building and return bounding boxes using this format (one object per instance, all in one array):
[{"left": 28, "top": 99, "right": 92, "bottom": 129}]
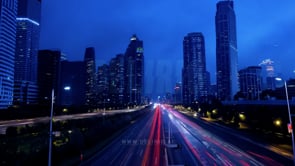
[
  {"left": 14, "top": 0, "right": 41, "bottom": 105},
  {"left": 124, "top": 35, "right": 144, "bottom": 105},
  {"left": 109, "top": 54, "right": 125, "bottom": 105},
  {"left": 215, "top": 0, "right": 238, "bottom": 101},
  {"left": 58, "top": 61, "right": 85, "bottom": 106},
  {"left": 37, "top": 50, "right": 61, "bottom": 105},
  {"left": 182, "top": 32, "right": 208, "bottom": 104},
  {"left": 238, "top": 66, "right": 262, "bottom": 100},
  {"left": 97, "top": 64, "right": 109, "bottom": 107},
  {"left": 259, "top": 59, "right": 276, "bottom": 90},
  {"left": 84, "top": 47, "right": 96, "bottom": 106},
  {"left": 0, "top": 0, "right": 18, "bottom": 109}
]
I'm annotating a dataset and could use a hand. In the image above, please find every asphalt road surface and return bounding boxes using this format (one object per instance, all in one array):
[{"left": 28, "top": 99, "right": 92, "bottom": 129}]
[{"left": 82, "top": 104, "right": 293, "bottom": 166}]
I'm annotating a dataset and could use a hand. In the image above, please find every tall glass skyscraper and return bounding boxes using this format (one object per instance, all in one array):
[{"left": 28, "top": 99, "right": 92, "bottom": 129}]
[
  {"left": 97, "top": 64, "right": 109, "bottom": 106},
  {"left": 0, "top": 0, "right": 18, "bottom": 109},
  {"left": 109, "top": 54, "right": 125, "bottom": 105},
  {"left": 14, "top": 0, "right": 41, "bottom": 104},
  {"left": 215, "top": 0, "right": 238, "bottom": 101},
  {"left": 182, "top": 32, "right": 208, "bottom": 104},
  {"left": 84, "top": 47, "right": 96, "bottom": 107},
  {"left": 37, "top": 50, "right": 61, "bottom": 105},
  {"left": 124, "top": 35, "right": 144, "bottom": 105}
]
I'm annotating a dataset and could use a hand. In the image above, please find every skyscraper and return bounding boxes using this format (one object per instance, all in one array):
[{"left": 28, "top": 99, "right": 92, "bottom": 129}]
[
  {"left": 109, "top": 54, "right": 125, "bottom": 106},
  {"left": 259, "top": 59, "right": 276, "bottom": 90},
  {"left": 215, "top": 0, "right": 238, "bottom": 101},
  {"left": 37, "top": 50, "right": 61, "bottom": 105},
  {"left": 84, "top": 47, "right": 96, "bottom": 107},
  {"left": 14, "top": 0, "right": 41, "bottom": 104},
  {"left": 97, "top": 64, "right": 109, "bottom": 107},
  {"left": 124, "top": 35, "right": 144, "bottom": 105},
  {"left": 182, "top": 32, "right": 208, "bottom": 104},
  {"left": 0, "top": 0, "right": 18, "bottom": 109}
]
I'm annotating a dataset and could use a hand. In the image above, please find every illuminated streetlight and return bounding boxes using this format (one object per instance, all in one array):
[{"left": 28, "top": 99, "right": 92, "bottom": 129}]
[
  {"left": 274, "top": 119, "right": 282, "bottom": 127},
  {"left": 48, "top": 89, "right": 54, "bottom": 166},
  {"left": 239, "top": 113, "right": 246, "bottom": 121}
]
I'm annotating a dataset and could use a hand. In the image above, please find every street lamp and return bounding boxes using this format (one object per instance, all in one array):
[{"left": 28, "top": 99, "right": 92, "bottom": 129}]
[
  {"left": 48, "top": 89, "right": 54, "bottom": 166},
  {"left": 276, "top": 77, "right": 295, "bottom": 164}
]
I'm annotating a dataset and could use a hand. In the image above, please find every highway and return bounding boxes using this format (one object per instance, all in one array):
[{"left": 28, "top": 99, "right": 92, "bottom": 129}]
[
  {"left": 82, "top": 104, "right": 293, "bottom": 165},
  {"left": 82, "top": 105, "right": 165, "bottom": 166}
]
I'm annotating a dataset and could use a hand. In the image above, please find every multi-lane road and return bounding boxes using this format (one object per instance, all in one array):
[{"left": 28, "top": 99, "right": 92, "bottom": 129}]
[
  {"left": 82, "top": 104, "right": 293, "bottom": 166},
  {"left": 82, "top": 105, "right": 165, "bottom": 166},
  {"left": 2, "top": 104, "right": 292, "bottom": 165}
]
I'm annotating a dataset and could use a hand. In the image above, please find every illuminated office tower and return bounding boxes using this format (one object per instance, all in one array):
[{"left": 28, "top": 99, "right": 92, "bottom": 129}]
[
  {"left": 14, "top": 0, "right": 41, "bottom": 104},
  {"left": 124, "top": 35, "right": 144, "bottom": 105},
  {"left": 84, "top": 47, "right": 96, "bottom": 106},
  {"left": 0, "top": 0, "right": 18, "bottom": 109},
  {"left": 182, "top": 32, "right": 208, "bottom": 104},
  {"left": 97, "top": 64, "right": 109, "bottom": 107},
  {"left": 259, "top": 59, "right": 276, "bottom": 90},
  {"left": 215, "top": 0, "right": 238, "bottom": 101},
  {"left": 109, "top": 54, "right": 125, "bottom": 106}
]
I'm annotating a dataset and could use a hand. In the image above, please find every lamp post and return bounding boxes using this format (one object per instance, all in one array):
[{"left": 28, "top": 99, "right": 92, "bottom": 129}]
[
  {"left": 48, "top": 89, "right": 54, "bottom": 166},
  {"left": 276, "top": 78, "right": 295, "bottom": 164}
]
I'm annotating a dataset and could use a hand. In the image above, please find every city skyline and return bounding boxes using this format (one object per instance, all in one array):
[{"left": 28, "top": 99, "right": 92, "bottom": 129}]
[
  {"left": 1, "top": 2, "right": 295, "bottom": 165},
  {"left": 40, "top": 1, "right": 295, "bottom": 95}
]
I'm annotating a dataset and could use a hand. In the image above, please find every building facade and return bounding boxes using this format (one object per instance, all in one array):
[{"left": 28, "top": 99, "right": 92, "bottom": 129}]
[
  {"left": 84, "top": 47, "right": 96, "bottom": 107},
  {"left": 238, "top": 66, "right": 262, "bottom": 100},
  {"left": 97, "top": 64, "right": 109, "bottom": 107},
  {"left": 37, "top": 50, "right": 61, "bottom": 105},
  {"left": 259, "top": 59, "right": 276, "bottom": 90},
  {"left": 124, "top": 35, "right": 144, "bottom": 105},
  {"left": 109, "top": 54, "right": 125, "bottom": 106},
  {"left": 215, "top": 0, "right": 238, "bottom": 101},
  {"left": 182, "top": 32, "right": 208, "bottom": 104},
  {"left": 0, "top": 0, "right": 18, "bottom": 109},
  {"left": 14, "top": 0, "right": 41, "bottom": 105}
]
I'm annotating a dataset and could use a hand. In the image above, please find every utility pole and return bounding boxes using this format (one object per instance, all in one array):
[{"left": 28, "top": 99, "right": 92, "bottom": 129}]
[
  {"left": 284, "top": 81, "right": 295, "bottom": 166},
  {"left": 48, "top": 89, "right": 54, "bottom": 166}
]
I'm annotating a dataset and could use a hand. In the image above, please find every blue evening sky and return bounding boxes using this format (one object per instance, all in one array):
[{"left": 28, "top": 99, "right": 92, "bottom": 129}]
[{"left": 39, "top": 0, "right": 295, "bottom": 95}]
